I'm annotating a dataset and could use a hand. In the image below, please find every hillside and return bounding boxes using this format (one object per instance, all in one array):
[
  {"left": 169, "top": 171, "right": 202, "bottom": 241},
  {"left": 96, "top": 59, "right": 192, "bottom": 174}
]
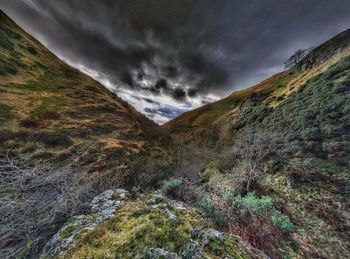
[
  {"left": 163, "top": 29, "right": 350, "bottom": 258},
  {"left": 0, "top": 10, "right": 173, "bottom": 258},
  {"left": 165, "top": 29, "right": 350, "bottom": 142},
  {"left": 0, "top": 10, "right": 172, "bottom": 181}
]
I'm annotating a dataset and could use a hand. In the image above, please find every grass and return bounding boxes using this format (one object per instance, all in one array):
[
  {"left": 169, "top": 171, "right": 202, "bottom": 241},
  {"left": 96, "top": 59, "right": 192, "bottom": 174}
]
[
  {"left": 0, "top": 9, "right": 170, "bottom": 180},
  {"left": 0, "top": 103, "right": 12, "bottom": 125},
  {"left": 30, "top": 96, "right": 67, "bottom": 117}
]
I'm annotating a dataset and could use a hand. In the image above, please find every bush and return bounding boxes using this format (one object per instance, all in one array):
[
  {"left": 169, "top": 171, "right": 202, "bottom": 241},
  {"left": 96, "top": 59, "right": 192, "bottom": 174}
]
[
  {"left": 212, "top": 210, "right": 228, "bottom": 229},
  {"left": 0, "top": 36, "right": 14, "bottom": 51},
  {"left": 233, "top": 192, "right": 273, "bottom": 214},
  {"left": 0, "top": 56, "right": 18, "bottom": 75},
  {"left": 271, "top": 212, "right": 295, "bottom": 232},
  {"left": 199, "top": 196, "right": 227, "bottom": 229},
  {"left": 130, "top": 186, "right": 141, "bottom": 199},
  {"left": 161, "top": 178, "right": 183, "bottom": 199},
  {"left": 39, "top": 132, "right": 73, "bottom": 148},
  {"left": 200, "top": 161, "right": 219, "bottom": 183},
  {"left": 199, "top": 196, "right": 216, "bottom": 217},
  {"left": 19, "top": 118, "right": 39, "bottom": 128}
]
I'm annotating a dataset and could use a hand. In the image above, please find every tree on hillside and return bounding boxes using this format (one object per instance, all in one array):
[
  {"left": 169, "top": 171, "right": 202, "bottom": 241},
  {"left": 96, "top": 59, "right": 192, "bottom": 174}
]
[
  {"left": 232, "top": 126, "right": 285, "bottom": 192},
  {"left": 284, "top": 49, "right": 308, "bottom": 69}
]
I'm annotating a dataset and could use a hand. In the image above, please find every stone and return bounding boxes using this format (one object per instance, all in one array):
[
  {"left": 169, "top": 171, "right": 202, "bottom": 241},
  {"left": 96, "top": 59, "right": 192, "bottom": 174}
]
[
  {"left": 41, "top": 189, "right": 129, "bottom": 258},
  {"left": 143, "top": 248, "right": 180, "bottom": 259}
]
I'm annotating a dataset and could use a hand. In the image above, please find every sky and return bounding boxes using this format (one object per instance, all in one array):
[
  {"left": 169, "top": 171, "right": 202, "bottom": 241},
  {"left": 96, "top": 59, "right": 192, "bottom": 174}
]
[{"left": 1, "top": 0, "right": 350, "bottom": 124}]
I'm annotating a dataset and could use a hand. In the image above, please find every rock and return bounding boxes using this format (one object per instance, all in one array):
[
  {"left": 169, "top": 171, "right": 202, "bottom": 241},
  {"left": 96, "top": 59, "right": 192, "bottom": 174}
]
[
  {"left": 143, "top": 248, "right": 180, "bottom": 259},
  {"left": 91, "top": 189, "right": 129, "bottom": 221},
  {"left": 41, "top": 189, "right": 129, "bottom": 258},
  {"left": 42, "top": 190, "right": 269, "bottom": 259},
  {"left": 201, "top": 229, "right": 224, "bottom": 245}
]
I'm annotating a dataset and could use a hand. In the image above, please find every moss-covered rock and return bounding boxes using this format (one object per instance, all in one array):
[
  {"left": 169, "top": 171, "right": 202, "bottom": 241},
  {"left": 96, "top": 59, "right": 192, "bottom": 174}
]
[{"left": 42, "top": 189, "right": 268, "bottom": 259}]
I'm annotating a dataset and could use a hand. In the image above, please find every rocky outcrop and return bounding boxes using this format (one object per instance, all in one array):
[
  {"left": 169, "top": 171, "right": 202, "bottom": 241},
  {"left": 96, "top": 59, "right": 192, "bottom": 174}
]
[
  {"left": 41, "top": 189, "right": 269, "bottom": 259},
  {"left": 41, "top": 189, "right": 129, "bottom": 258}
]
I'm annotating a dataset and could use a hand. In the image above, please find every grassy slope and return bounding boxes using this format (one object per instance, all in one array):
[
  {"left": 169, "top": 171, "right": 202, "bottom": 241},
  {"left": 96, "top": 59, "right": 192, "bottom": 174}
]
[
  {"left": 0, "top": 10, "right": 171, "bottom": 180},
  {"left": 164, "top": 29, "right": 350, "bottom": 258},
  {"left": 165, "top": 29, "right": 350, "bottom": 137}
]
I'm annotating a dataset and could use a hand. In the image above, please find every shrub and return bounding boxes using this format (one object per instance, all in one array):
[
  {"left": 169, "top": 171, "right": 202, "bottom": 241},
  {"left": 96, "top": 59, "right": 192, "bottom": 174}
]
[
  {"left": 271, "top": 212, "right": 295, "bottom": 232},
  {"left": 161, "top": 178, "right": 183, "bottom": 199},
  {"left": 130, "top": 186, "right": 141, "bottom": 199},
  {"left": 19, "top": 118, "right": 39, "bottom": 128},
  {"left": 212, "top": 210, "right": 228, "bottom": 229},
  {"left": 0, "top": 56, "right": 17, "bottom": 75},
  {"left": 199, "top": 196, "right": 216, "bottom": 218},
  {"left": 26, "top": 46, "right": 37, "bottom": 55},
  {"left": 0, "top": 37, "right": 14, "bottom": 51},
  {"left": 219, "top": 188, "right": 236, "bottom": 201},
  {"left": 233, "top": 192, "right": 273, "bottom": 214},
  {"left": 39, "top": 132, "right": 73, "bottom": 148},
  {"left": 291, "top": 239, "right": 301, "bottom": 252},
  {"left": 199, "top": 196, "right": 227, "bottom": 229},
  {"left": 200, "top": 161, "right": 219, "bottom": 183}
]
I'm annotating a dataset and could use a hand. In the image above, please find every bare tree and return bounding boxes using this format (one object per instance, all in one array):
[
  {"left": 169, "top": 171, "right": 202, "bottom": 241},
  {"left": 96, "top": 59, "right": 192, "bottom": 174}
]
[
  {"left": 232, "top": 126, "right": 284, "bottom": 192},
  {"left": 284, "top": 49, "right": 308, "bottom": 69},
  {"left": 0, "top": 150, "right": 123, "bottom": 258}
]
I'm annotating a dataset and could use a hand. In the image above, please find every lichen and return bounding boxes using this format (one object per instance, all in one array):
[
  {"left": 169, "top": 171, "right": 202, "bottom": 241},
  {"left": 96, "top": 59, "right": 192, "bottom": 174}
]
[{"left": 44, "top": 190, "right": 268, "bottom": 259}]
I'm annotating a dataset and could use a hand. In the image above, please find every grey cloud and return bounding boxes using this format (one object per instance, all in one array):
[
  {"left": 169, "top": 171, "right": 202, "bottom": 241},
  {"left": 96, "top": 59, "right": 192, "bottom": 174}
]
[{"left": 1, "top": 0, "right": 350, "bottom": 122}]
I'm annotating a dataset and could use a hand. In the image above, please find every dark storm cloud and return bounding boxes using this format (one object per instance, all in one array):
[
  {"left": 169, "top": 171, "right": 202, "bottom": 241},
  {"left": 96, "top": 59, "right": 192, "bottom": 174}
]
[{"left": 0, "top": 0, "right": 350, "bottom": 120}]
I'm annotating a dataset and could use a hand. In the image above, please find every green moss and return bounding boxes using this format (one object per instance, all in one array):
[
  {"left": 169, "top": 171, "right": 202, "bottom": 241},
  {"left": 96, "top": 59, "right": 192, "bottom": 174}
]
[
  {"left": 66, "top": 199, "right": 204, "bottom": 258},
  {"left": 206, "top": 236, "right": 248, "bottom": 259}
]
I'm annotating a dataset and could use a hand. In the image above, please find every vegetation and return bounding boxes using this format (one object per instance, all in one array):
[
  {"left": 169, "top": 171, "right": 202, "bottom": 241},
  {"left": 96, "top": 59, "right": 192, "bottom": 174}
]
[
  {"left": 0, "top": 103, "right": 12, "bottom": 125},
  {"left": 232, "top": 126, "right": 285, "bottom": 192},
  {"left": 271, "top": 212, "right": 295, "bottom": 232},
  {"left": 199, "top": 190, "right": 296, "bottom": 258},
  {"left": 161, "top": 178, "right": 183, "bottom": 198},
  {"left": 1, "top": 8, "right": 350, "bottom": 259},
  {"left": 0, "top": 152, "right": 125, "bottom": 258},
  {"left": 284, "top": 48, "right": 309, "bottom": 68}
]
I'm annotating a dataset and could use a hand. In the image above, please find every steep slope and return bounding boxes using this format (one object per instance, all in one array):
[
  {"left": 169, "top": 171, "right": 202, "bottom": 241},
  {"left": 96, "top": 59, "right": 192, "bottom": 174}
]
[
  {"left": 0, "top": 10, "right": 175, "bottom": 258},
  {"left": 0, "top": 10, "right": 171, "bottom": 178},
  {"left": 164, "top": 29, "right": 350, "bottom": 258},
  {"left": 165, "top": 29, "right": 350, "bottom": 142}
]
